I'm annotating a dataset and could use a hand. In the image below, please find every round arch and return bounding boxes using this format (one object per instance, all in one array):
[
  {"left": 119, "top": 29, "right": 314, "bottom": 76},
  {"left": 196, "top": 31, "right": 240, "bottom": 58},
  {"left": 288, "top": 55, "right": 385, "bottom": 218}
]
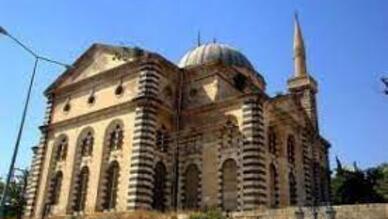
[
  {"left": 104, "top": 119, "right": 125, "bottom": 152},
  {"left": 152, "top": 161, "right": 167, "bottom": 211},
  {"left": 73, "top": 166, "right": 90, "bottom": 212},
  {"left": 76, "top": 127, "right": 95, "bottom": 157},
  {"left": 53, "top": 134, "right": 68, "bottom": 162},
  {"left": 102, "top": 161, "right": 120, "bottom": 210},
  {"left": 183, "top": 163, "right": 200, "bottom": 210},
  {"left": 269, "top": 163, "right": 279, "bottom": 208},
  {"left": 221, "top": 158, "right": 238, "bottom": 211}
]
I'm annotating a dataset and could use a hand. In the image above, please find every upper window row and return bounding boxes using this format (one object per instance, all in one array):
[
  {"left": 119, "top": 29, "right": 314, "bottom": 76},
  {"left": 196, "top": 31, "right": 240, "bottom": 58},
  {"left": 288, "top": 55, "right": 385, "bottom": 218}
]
[
  {"left": 62, "top": 83, "right": 125, "bottom": 113},
  {"left": 267, "top": 127, "right": 296, "bottom": 165},
  {"left": 54, "top": 123, "right": 124, "bottom": 162}
]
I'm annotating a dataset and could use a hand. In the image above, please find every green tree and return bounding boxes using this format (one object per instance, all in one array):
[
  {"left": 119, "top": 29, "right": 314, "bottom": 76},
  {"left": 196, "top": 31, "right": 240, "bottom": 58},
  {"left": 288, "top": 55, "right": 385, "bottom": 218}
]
[
  {"left": 1, "top": 170, "right": 28, "bottom": 219},
  {"left": 331, "top": 160, "right": 387, "bottom": 204},
  {"left": 370, "top": 163, "right": 388, "bottom": 201}
]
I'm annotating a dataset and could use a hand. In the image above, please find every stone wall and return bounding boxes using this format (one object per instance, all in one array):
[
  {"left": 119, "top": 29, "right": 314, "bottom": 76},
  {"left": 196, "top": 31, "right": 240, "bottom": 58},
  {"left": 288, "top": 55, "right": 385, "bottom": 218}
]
[{"left": 231, "top": 204, "right": 388, "bottom": 219}]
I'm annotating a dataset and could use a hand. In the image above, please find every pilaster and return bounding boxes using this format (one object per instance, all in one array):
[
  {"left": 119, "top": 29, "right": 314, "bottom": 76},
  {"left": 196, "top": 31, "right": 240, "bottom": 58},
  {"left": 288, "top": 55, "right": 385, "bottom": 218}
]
[
  {"left": 24, "top": 95, "right": 54, "bottom": 217},
  {"left": 241, "top": 96, "right": 267, "bottom": 210},
  {"left": 127, "top": 66, "right": 161, "bottom": 210}
]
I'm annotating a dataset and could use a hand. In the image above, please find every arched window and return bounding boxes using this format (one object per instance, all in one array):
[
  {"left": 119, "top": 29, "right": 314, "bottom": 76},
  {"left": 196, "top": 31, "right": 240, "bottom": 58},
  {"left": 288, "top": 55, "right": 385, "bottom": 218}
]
[
  {"left": 183, "top": 164, "right": 199, "bottom": 209},
  {"left": 268, "top": 127, "right": 277, "bottom": 155},
  {"left": 80, "top": 131, "right": 94, "bottom": 157},
  {"left": 320, "top": 168, "right": 327, "bottom": 203},
  {"left": 269, "top": 164, "right": 279, "bottom": 208},
  {"left": 289, "top": 172, "right": 297, "bottom": 206},
  {"left": 55, "top": 136, "right": 68, "bottom": 161},
  {"left": 312, "top": 162, "right": 320, "bottom": 204},
  {"left": 221, "top": 159, "right": 238, "bottom": 211},
  {"left": 49, "top": 171, "right": 63, "bottom": 205},
  {"left": 156, "top": 126, "right": 168, "bottom": 152},
  {"left": 287, "top": 135, "right": 296, "bottom": 165},
  {"left": 108, "top": 124, "right": 123, "bottom": 151},
  {"left": 73, "top": 166, "right": 89, "bottom": 212},
  {"left": 152, "top": 162, "right": 167, "bottom": 211},
  {"left": 102, "top": 161, "right": 119, "bottom": 210}
]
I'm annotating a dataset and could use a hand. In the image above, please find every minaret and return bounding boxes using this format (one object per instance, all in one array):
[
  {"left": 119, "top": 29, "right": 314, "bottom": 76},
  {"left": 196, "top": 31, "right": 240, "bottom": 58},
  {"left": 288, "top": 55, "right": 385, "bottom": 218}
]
[
  {"left": 287, "top": 13, "right": 319, "bottom": 130},
  {"left": 293, "top": 13, "right": 307, "bottom": 77}
]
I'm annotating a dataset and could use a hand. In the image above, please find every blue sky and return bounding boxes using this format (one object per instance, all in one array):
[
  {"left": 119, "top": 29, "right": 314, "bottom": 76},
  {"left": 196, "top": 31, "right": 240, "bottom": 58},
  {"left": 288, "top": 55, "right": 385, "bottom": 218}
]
[{"left": 0, "top": 0, "right": 387, "bottom": 176}]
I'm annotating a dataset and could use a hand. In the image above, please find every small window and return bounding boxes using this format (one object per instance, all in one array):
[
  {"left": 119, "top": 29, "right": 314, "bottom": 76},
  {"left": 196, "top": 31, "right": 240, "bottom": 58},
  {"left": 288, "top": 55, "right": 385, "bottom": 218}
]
[
  {"left": 87, "top": 95, "right": 95, "bottom": 105},
  {"left": 163, "top": 85, "right": 173, "bottom": 98},
  {"left": 233, "top": 73, "right": 247, "bottom": 91},
  {"left": 115, "top": 84, "right": 124, "bottom": 96},
  {"left": 189, "top": 88, "right": 198, "bottom": 98},
  {"left": 63, "top": 102, "right": 71, "bottom": 112}
]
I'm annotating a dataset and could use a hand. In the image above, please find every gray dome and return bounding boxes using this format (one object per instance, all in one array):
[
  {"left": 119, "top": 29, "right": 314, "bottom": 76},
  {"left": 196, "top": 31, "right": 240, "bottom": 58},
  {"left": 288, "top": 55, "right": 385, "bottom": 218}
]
[{"left": 179, "top": 43, "right": 254, "bottom": 70}]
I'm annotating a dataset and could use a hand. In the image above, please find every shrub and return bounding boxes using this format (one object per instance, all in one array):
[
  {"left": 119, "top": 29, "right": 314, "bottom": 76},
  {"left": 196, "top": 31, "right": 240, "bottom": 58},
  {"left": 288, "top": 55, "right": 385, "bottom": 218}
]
[{"left": 189, "top": 209, "right": 225, "bottom": 219}]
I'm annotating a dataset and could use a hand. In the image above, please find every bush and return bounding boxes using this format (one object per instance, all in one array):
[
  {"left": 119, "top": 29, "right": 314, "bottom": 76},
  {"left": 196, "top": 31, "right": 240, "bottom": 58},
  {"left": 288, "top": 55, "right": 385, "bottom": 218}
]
[{"left": 189, "top": 209, "right": 225, "bottom": 219}]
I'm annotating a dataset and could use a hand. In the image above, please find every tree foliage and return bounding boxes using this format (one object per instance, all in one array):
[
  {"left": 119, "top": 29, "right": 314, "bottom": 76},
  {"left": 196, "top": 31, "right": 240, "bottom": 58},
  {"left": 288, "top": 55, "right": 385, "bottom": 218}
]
[
  {"left": 331, "top": 160, "right": 388, "bottom": 204},
  {"left": 190, "top": 209, "right": 226, "bottom": 219},
  {"left": 0, "top": 170, "right": 28, "bottom": 219}
]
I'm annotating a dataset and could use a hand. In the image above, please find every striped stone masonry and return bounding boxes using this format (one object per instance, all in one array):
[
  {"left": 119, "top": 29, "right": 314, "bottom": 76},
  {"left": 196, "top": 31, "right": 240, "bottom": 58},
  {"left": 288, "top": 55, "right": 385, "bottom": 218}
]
[
  {"left": 24, "top": 95, "right": 54, "bottom": 217},
  {"left": 241, "top": 96, "right": 267, "bottom": 210},
  {"left": 127, "top": 66, "right": 161, "bottom": 210}
]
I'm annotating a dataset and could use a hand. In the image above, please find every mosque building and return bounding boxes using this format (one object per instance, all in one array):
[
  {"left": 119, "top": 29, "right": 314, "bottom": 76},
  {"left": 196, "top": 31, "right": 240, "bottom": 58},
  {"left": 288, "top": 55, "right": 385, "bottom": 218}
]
[{"left": 24, "top": 16, "right": 330, "bottom": 218}]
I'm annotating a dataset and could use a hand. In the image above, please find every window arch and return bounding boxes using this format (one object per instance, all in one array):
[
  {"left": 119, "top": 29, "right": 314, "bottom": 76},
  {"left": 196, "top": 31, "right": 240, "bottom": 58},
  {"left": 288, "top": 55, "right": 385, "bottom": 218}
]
[
  {"left": 108, "top": 124, "right": 123, "bottom": 151},
  {"left": 289, "top": 172, "right": 297, "bottom": 205},
  {"left": 152, "top": 162, "right": 167, "bottom": 211},
  {"left": 287, "top": 135, "right": 296, "bottom": 165},
  {"left": 54, "top": 136, "right": 68, "bottom": 162},
  {"left": 49, "top": 171, "right": 63, "bottom": 205},
  {"left": 183, "top": 164, "right": 199, "bottom": 209},
  {"left": 80, "top": 131, "right": 94, "bottom": 157},
  {"left": 102, "top": 161, "right": 120, "bottom": 210},
  {"left": 73, "top": 166, "right": 89, "bottom": 212},
  {"left": 268, "top": 127, "right": 277, "bottom": 155},
  {"left": 221, "top": 159, "right": 238, "bottom": 211},
  {"left": 269, "top": 164, "right": 279, "bottom": 208}
]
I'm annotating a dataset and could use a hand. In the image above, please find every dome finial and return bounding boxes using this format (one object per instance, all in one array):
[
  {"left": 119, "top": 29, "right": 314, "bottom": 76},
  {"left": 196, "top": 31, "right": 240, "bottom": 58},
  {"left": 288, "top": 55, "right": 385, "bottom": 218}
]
[
  {"left": 197, "top": 30, "right": 201, "bottom": 47},
  {"left": 294, "top": 10, "right": 299, "bottom": 23}
]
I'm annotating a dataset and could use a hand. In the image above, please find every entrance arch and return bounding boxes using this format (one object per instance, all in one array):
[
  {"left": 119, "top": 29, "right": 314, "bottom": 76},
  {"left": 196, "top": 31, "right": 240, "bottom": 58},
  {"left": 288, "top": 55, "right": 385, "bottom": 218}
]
[
  {"left": 269, "top": 164, "right": 279, "bottom": 208},
  {"left": 152, "top": 162, "right": 167, "bottom": 211},
  {"left": 183, "top": 164, "right": 199, "bottom": 209},
  {"left": 221, "top": 159, "right": 238, "bottom": 211}
]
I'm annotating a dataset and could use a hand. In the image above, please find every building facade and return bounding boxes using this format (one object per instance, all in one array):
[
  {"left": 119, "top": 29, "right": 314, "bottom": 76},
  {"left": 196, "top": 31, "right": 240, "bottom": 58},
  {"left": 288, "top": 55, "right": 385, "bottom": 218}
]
[{"left": 24, "top": 17, "right": 330, "bottom": 218}]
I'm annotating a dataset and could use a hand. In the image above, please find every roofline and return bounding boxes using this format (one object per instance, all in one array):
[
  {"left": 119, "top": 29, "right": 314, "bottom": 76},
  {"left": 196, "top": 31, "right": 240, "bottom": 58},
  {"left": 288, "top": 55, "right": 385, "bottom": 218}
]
[{"left": 44, "top": 43, "right": 181, "bottom": 97}]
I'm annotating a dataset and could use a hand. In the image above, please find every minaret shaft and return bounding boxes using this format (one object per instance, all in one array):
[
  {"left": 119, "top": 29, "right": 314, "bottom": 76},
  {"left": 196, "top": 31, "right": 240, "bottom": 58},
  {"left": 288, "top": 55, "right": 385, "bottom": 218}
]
[
  {"left": 288, "top": 14, "right": 318, "bottom": 130},
  {"left": 293, "top": 14, "right": 307, "bottom": 77}
]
